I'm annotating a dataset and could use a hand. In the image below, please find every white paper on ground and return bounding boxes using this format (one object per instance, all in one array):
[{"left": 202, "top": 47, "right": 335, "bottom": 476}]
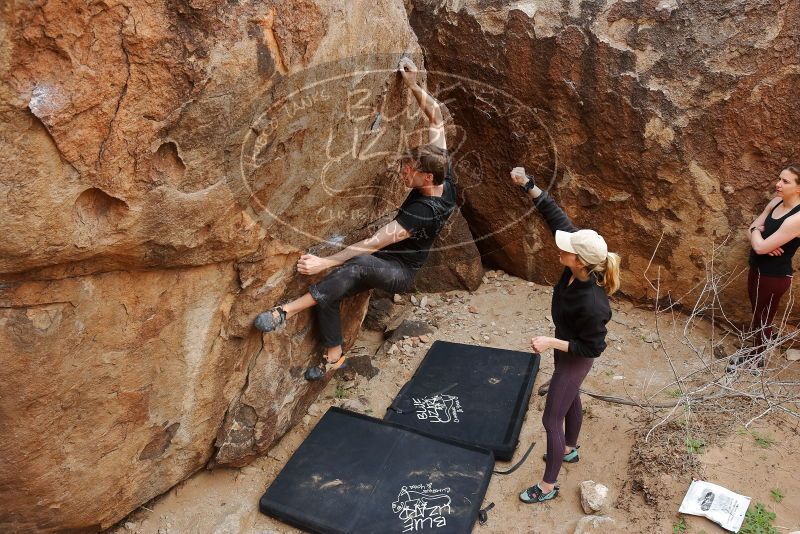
[{"left": 678, "top": 480, "right": 751, "bottom": 533}]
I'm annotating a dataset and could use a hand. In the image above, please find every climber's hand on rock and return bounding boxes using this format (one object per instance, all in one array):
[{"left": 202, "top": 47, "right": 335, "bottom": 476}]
[
  {"left": 297, "top": 254, "right": 331, "bottom": 275},
  {"left": 768, "top": 247, "right": 784, "bottom": 256},
  {"left": 510, "top": 167, "right": 528, "bottom": 187},
  {"left": 398, "top": 57, "right": 418, "bottom": 86}
]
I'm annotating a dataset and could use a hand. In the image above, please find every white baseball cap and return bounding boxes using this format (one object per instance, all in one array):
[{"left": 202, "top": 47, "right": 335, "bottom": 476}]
[{"left": 555, "top": 229, "right": 608, "bottom": 265}]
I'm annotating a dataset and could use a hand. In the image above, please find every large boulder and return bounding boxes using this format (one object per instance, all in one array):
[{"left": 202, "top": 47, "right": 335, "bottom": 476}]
[
  {"left": 409, "top": 0, "right": 800, "bottom": 322},
  {"left": 0, "top": 0, "right": 422, "bottom": 531}
]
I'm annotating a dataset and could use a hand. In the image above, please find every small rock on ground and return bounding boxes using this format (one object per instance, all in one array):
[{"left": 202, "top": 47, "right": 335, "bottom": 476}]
[
  {"left": 579, "top": 480, "right": 609, "bottom": 514},
  {"left": 642, "top": 331, "right": 659, "bottom": 343},
  {"left": 343, "top": 355, "right": 380, "bottom": 379},
  {"left": 574, "top": 515, "right": 616, "bottom": 534},
  {"left": 340, "top": 398, "right": 366, "bottom": 412},
  {"left": 387, "top": 320, "right": 435, "bottom": 342},
  {"left": 785, "top": 348, "right": 800, "bottom": 361}
]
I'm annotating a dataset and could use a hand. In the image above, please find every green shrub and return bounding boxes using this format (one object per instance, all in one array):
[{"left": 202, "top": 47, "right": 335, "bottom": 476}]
[
  {"left": 740, "top": 503, "right": 778, "bottom": 534},
  {"left": 752, "top": 432, "right": 776, "bottom": 448},
  {"left": 686, "top": 437, "right": 705, "bottom": 454},
  {"left": 672, "top": 517, "right": 687, "bottom": 534}
]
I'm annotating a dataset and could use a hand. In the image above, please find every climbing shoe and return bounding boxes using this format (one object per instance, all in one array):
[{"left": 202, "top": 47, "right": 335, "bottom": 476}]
[
  {"left": 542, "top": 446, "right": 580, "bottom": 463},
  {"left": 254, "top": 306, "right": 287, "bottom": 333},
  {"left": 519, "top": 484, "right": 559, "bottom": 504},
  {"left": 304, "top": 354, "right": 348, "bottom": 381}
]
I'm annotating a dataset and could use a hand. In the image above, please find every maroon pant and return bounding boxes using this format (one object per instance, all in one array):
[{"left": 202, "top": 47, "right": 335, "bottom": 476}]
[
  {"left": 748, "top": 268, "right": 792, "bottom": 347},
  {"left": 541, "top": 351, "right": 594, "bottom": 484}
]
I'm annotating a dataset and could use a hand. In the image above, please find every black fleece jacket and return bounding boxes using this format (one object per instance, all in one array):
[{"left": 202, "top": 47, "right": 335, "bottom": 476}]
[{"left": 533, "top": 191, "right": 612, "bottom": 358}]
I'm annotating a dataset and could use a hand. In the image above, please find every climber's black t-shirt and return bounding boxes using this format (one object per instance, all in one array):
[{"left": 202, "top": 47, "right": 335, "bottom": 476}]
[{"left": 375, "top": 168, "right": 456, "bottom": 269}]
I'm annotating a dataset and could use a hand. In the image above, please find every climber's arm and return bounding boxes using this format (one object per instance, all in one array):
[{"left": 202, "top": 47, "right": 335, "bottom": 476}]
[
  {"left": 399, "top": 57, "right": 446, "bottom": 150},
  {"left": 297, "top": 222, "right": 410, "bottom": 275}
]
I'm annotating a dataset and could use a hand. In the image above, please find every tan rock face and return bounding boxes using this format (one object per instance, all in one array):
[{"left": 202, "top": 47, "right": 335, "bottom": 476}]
[
  {"left": 1, "top": 265, "right": 239, "bottom": 531},
  {"left": 1, "top": 0, "right": 423, "bottom": 531},
  {"left": 409, "top": 0, "right": 800, "bottom": 321},
  {"left": 213, "top": 291, "right": 370, "bottom": 467}
]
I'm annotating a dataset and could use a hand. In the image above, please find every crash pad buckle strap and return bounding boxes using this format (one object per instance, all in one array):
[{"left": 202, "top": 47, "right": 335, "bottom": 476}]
[
  {"left": 478, "top": 502, "right": 495, "bottom": 525},
  {"left": 492, "top": 442, "right": 535, "bottom": 475},
  {"left": 387, "top": 381, "right": 414, "bottom": 413}
]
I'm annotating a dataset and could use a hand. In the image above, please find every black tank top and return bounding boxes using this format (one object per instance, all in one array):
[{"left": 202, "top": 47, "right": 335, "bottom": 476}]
[{"left": 749, "top": 201, "right": 800, "bottom": 276}]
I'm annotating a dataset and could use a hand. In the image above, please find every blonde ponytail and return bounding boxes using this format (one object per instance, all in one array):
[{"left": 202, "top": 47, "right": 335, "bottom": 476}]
[{"left": 586, "top": 252, "right": 621, "bottom": 295}]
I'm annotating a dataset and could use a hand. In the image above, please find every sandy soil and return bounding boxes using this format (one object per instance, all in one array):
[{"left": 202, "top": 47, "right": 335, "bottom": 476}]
[{"left": 112, "top": 271, "right": 800, "bottom": 534}]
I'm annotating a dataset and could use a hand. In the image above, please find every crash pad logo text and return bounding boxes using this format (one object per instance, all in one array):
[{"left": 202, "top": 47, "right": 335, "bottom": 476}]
[
  {"left": 412, "top": 394, "right": 463, "bottom": 423},
  {"left": 391, "top": 484, "right": 452, "bottom": 532}
]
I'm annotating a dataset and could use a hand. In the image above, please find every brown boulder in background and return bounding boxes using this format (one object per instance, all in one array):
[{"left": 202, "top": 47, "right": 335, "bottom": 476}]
[{"left": 409, "top": 0, "right": 800, "bottom": 321}]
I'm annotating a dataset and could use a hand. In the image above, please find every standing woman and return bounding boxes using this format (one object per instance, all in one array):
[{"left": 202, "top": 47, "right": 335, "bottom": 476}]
[
  {"left": 737, "top": 164, "right": 800, "bottom": 370},
  {"left": 509, "top": 167, "right": 620, "bottom": 504}
]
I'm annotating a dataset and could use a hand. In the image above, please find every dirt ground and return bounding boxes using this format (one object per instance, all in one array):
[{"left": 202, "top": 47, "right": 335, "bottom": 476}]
[{"left": 112, "top": 271, "right": 800, "bottom": 534}]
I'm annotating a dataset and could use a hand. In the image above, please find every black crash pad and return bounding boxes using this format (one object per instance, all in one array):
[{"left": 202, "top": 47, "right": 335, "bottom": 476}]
[
  {"left": 384, "top": 340, "right": 539, "bottom": 461},
  {"left": 260, "top": 407, "right": 494, "bottom": 534}
]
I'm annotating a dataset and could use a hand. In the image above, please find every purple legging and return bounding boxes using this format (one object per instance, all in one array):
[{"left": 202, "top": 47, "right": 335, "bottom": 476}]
[{"left": 541, "top": 351, "right": 594, "bottom": 484}]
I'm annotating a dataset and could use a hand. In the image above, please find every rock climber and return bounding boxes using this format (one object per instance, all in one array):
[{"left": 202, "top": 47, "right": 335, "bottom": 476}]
[
  {"left": 509, "top": 167, "right": 621, "bottom": 504},
  {"left": 253, "top": 57, "right": 456, "bottom": 381}
]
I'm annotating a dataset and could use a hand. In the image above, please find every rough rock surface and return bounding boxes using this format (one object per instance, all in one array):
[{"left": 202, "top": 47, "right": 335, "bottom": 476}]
[
  {"left": 364, "top": 295, "right": 397, "bottom": 331},
  {"left": 414, "top": 208, "right": 484, "bottom": 292},
  {"left": 212, "top": 291, "right": 370, "bottom": 467},
  {"left": 579, "top": 480, "right": 610, "bottom": 514},
  {"left": 410, "top": 0, "right": 800, "bottom": 322},
  {"left": 0, "top": 0, "right": 422, "bottom": 531}
]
